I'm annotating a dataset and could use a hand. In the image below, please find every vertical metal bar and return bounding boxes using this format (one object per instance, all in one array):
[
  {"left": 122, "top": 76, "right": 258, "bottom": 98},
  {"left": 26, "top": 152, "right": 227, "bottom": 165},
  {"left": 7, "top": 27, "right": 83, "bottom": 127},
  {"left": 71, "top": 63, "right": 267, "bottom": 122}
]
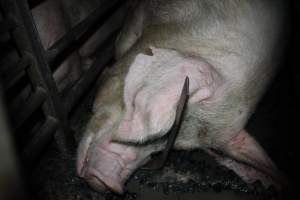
[
  {"left": 0, "top": 0, "right": 75, "bottom": 154},
  {"left": 17, "top": 0, "right": 76, "bottom": 153}
]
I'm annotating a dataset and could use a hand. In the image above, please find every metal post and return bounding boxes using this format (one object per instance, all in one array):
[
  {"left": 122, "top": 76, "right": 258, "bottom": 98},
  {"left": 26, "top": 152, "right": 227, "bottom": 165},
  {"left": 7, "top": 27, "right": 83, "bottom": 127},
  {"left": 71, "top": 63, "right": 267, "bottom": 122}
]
[{"left": 0, "top": 0, "right": 76, "bottom": 154}]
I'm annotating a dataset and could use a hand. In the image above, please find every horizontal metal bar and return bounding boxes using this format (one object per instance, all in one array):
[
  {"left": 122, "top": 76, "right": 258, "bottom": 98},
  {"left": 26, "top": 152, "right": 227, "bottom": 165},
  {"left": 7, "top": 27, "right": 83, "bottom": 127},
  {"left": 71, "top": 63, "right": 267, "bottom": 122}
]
[
  {"left": 46, "top": 0, "right": 124, "bottom": 67},
  {"left": 21, "top": 116, "right": 58, "bottom": 168},
  {"left": 12, "top": 86, "right": 47, "bottom": 128},
  {"left": 64, "top": 32, "right": 118, "bottom": 112}
]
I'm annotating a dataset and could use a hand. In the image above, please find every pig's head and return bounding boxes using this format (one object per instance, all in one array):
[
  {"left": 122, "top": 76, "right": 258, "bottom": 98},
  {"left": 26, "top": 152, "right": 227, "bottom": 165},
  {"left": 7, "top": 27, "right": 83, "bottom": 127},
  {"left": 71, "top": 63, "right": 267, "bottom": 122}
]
[{"left": 77, "top": 47, "right": 222, "bottom": 193}]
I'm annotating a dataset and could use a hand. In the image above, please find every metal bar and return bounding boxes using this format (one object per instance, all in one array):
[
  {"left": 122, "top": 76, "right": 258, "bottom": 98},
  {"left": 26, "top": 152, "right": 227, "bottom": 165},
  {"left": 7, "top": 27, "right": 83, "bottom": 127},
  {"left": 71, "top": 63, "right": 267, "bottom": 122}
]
[
  {"left": 11, "top": 86, "right": 47, "bottom": 128},
  {"left": 0, "top": 0, "right": 75, "bottom": 153},
  {"left": 64, "top": 30, "right": 119, "bottom": 112},
  {"left": 16, "top": 0, "right": 76, "bottom": 153},
  {"left": 21, "top": 116, "right": 58, "bottom": 169},
  {"left": 46, "top": 0, "right": 124, "bottom": 67},
  {"left": 1, "top": 0, "right": 125, "bottom": 157}
]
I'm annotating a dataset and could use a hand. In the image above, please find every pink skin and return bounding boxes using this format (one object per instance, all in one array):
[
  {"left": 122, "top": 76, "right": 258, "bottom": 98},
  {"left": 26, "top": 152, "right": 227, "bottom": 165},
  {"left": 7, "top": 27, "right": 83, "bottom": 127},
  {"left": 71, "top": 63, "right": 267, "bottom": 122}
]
[
  {"left": 77, "top": 129, "right": 286, "bottom": 193},
  {"left": 77, "top": 134, "right": 155, "bottom": 193}
]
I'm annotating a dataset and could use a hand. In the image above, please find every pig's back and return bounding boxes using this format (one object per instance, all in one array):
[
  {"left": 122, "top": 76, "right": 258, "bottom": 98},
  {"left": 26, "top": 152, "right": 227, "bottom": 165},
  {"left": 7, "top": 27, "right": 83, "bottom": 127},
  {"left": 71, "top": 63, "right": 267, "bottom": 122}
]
[
  {"left": 141, "top": 0, "right": 286, "bottom": 82},
  {"left": 119, "top": 0, "right": 286, "bottom": 82}
]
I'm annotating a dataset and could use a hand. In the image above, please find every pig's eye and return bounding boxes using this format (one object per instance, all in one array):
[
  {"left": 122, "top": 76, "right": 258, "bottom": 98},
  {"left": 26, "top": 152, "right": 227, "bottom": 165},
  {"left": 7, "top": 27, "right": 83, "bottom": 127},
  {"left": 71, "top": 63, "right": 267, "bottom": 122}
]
[{"left": 114, "top": 133, "right": 168, "bottom": 147}]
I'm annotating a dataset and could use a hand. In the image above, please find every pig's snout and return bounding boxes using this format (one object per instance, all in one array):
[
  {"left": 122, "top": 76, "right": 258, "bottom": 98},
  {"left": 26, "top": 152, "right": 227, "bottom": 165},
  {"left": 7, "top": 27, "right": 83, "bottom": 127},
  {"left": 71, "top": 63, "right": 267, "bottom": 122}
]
[{"left": 77, "top": 136, "right": 143, "bottom": 194}]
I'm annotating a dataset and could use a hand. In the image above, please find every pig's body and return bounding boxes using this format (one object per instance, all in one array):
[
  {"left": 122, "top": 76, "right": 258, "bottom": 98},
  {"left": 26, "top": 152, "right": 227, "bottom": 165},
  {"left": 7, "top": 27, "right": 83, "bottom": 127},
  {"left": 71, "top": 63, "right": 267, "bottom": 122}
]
[
  {"left": 32, "top": 0, "right": 103, "bottom": 90},
  {"left": 77, "top": 0, "right": 288, "bottom": 193}
]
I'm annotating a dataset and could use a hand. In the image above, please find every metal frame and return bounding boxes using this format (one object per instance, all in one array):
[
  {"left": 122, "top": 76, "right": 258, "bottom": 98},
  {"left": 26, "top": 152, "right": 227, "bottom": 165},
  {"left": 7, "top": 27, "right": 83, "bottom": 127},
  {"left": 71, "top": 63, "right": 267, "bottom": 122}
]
[{"left": 0, "top": 0, "right": 125, "bottom": 168}]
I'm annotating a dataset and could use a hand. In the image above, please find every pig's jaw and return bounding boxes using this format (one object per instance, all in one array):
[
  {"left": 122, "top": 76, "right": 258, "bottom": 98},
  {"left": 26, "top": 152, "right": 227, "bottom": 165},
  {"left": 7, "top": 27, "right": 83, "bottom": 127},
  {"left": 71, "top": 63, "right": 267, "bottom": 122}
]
[{"left": 78, "top": 137, "right": 150, "bottom": 193}]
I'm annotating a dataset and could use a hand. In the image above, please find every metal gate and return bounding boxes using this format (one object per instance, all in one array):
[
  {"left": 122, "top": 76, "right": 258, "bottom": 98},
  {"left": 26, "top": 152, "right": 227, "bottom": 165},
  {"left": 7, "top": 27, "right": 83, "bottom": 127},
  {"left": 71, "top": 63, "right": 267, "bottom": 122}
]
[{"left": 0, "top": 0, "right": 126, "bottom": 169}]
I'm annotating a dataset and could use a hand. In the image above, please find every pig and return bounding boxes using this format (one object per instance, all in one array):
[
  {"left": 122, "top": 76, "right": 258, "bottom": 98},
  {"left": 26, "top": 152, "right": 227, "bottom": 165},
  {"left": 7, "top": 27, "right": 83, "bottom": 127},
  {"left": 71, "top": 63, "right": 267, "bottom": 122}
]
[
  {"left": 32, "top": 0, "right": 104, "bottom": 91},
  {"left": 77, "top": 0, "right": 289, "bottom": 193},
  {"left": 32, "top": 0, "right": 80, "bottom": 91}
]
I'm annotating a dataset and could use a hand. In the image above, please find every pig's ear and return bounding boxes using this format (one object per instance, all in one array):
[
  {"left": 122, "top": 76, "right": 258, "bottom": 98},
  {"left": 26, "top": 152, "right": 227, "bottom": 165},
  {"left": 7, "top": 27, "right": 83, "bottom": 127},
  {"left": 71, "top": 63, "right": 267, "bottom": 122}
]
[{"left": 112, "top": 47, "right": 222, "bottom": 144}]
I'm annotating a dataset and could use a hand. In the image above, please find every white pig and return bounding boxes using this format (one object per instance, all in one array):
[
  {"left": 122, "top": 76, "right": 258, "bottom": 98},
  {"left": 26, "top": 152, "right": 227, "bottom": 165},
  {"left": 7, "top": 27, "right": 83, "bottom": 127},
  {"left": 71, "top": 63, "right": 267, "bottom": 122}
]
[{"left": 77, "top": 0, "right": 288, "bottom": 193}]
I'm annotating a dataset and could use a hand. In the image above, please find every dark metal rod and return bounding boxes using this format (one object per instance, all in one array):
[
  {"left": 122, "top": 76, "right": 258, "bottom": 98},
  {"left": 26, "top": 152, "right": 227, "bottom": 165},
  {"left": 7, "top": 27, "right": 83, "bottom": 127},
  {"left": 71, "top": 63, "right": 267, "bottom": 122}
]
[
  {"left": 0, "top": 0, "right": 75, "bottom": 153},
  {"left": 12, "top": 86, "right": 47, "bottom": 128},
  {"left": 21, "top": 116, "right": 58, "bottom": 168},
  {"left": 46, "top": 0, "right": 124, "bottom": 65},
  {"left": 16, "top": 0, "right": 76, "bottom": 153}
]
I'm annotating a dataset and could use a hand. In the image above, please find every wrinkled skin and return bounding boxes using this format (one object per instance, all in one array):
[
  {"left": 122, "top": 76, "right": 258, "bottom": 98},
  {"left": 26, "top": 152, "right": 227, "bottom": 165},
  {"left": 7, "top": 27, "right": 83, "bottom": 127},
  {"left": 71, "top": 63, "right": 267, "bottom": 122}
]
[{"left": 77, "top": 0, "right": 289, "bottom": 193}]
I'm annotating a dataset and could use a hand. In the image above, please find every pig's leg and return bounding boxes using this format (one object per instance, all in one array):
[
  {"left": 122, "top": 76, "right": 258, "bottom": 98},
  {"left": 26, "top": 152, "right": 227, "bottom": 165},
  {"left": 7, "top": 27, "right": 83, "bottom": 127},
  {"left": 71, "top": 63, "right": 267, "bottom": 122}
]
[
  {"left": 207, "top": 130, "right": 286, "bottom": 189},
  {"left": 207, "top": 149, "right": 278, "bottom": 188}
]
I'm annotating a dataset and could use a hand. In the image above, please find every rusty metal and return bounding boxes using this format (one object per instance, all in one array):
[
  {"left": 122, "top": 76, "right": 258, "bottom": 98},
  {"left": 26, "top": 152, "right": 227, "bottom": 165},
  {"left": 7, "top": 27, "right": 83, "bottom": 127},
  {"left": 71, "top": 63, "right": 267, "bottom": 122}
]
[{"left": 142, "top": 77, "right": 190, "bottom": 170}]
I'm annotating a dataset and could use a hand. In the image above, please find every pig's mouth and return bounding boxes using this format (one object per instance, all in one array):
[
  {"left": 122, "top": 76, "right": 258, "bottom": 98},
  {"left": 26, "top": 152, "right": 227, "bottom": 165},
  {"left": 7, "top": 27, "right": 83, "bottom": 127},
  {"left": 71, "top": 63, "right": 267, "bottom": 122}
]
[{"left": 78, "top": 140, "right": 151, "bottom": 193}]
